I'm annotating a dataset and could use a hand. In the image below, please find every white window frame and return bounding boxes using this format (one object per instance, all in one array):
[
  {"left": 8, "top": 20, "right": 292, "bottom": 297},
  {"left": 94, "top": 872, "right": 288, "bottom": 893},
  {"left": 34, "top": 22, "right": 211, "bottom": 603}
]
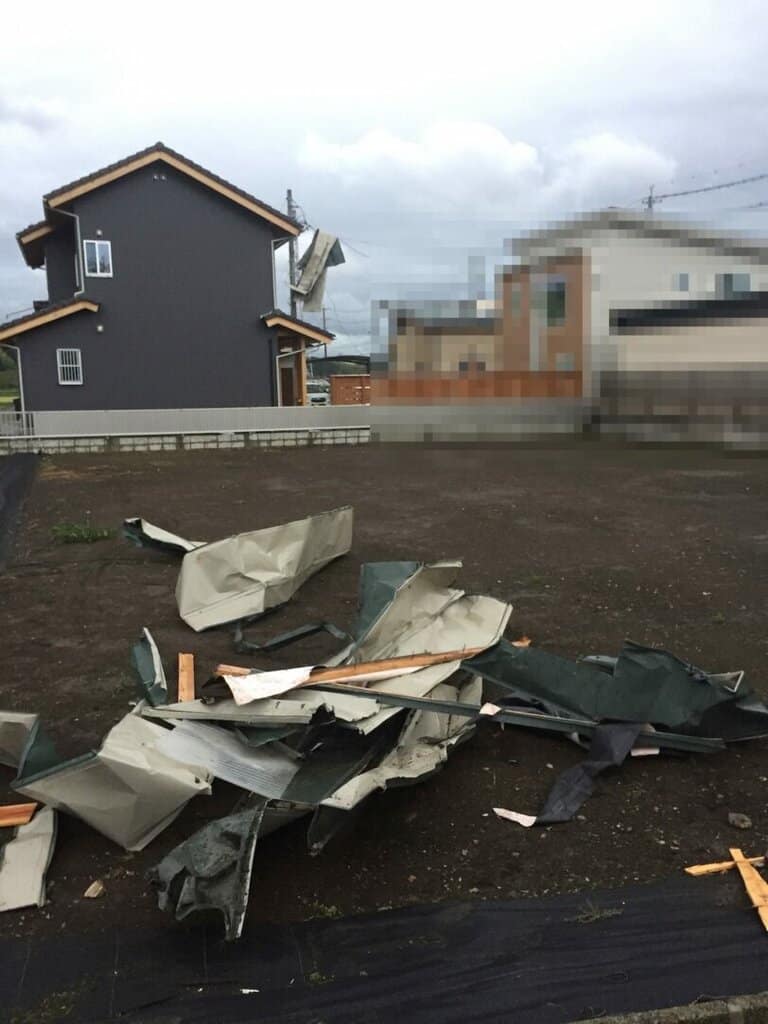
[
  {"left": 57, "top": 348, "right": 83, "bottom": 386},
  {"left": 83, "top": 239, "right": 113, "bottom": 278}
]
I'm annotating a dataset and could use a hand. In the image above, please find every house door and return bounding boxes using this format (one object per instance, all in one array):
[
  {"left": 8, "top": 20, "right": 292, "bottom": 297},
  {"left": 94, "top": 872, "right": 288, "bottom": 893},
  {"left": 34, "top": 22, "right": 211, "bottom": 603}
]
[{"left": 280, "top": 364, "right": 296, "bottom": 406}]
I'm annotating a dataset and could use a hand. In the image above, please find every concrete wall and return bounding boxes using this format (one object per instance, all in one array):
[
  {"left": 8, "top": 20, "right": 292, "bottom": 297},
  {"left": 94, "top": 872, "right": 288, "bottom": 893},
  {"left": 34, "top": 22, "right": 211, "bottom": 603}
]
[{"left": 17, "top": 163, "right": 284, "bottom": 411}]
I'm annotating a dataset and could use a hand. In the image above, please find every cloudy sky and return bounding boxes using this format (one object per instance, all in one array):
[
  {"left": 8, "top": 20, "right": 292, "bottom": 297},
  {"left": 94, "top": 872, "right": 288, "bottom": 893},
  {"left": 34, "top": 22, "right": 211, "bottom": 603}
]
[{"left": 2, "top": 0, "right": 768, "bottom": 351}]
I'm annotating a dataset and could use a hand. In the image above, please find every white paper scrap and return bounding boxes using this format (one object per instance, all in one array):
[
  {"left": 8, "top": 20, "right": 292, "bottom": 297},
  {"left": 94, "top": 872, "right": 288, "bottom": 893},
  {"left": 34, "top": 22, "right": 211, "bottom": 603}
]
[
  {"left": 224, "top": 666, "right": 315, "bottom": 705},
  {"left": 493, "top": 807, "right": 537, "bottom": 828},
  {"left": 479, "top": 703, "right": 502, "bottom": 716}
]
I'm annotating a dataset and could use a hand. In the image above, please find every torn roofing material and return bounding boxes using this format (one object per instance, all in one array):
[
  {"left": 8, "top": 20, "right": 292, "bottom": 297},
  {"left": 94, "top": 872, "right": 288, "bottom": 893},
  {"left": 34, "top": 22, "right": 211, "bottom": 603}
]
[
  {"left": 327, "top": 560, "right": 512, "bottom": 677},
  {"left": 13, "top": 714, "right": 211, "bottom": 850},
  {"left": 0, "top": 806, "right": 56, "bottom": 912},
  {"left": 125, "top": 506, "right": 354, "bottom": 632},
  {"left": 494, "top": 722, "right": 643, "bottom": 827},
  {"left": 466, "top": 638, "right": 768, "bottom": 739},
  {"left": 131, "top": 628, "right": 168, "bottom": 707},
  {"left": 0, "top": 710, "right": 43, "bottom": 770},
  {"left": 177, "top": 506, "right": 353, "bottom": 631},
  {"left": 153, "top": 721, "right": 300, "bottom": 799},
  {"left": 320, "top": 675, "right": 483, "bottom": 811},
  {"left": 150, "top": 799, "right": 267, "bottom": 941},
  {"left": 123, "top": 518, "right": 205, "bottom": 554}
]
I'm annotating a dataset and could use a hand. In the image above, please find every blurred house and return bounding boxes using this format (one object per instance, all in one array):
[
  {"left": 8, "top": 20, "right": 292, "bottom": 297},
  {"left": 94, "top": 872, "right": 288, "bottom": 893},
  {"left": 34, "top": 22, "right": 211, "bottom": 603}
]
[
  {"left": 603, "top": 291, "right": 768, "bottom": 438},
  {"left": 377, "top": 211, "right": 768, "bottom": 405}
]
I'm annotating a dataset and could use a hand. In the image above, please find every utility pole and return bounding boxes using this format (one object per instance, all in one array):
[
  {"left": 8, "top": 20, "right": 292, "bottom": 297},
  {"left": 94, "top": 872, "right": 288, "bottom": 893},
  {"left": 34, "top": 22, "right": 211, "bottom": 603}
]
[
  {"left": 322, "top": 307, "right": 328, "bottom": 359},
  {"left": 286, "top": 188, "right": 298, "bottom": 317},
  {"left": 644, "top": 185, "right": 655, "bottom": 211}
]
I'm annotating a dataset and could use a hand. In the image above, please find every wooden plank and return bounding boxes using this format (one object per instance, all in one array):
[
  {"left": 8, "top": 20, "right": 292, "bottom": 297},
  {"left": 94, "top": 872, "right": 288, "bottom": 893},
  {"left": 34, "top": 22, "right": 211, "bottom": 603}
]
[
  {"left": 215, "top": 647, "right": 486, "bottom": 687},
  {"left": 0, "top": 803, "right": 37, "bottom": 828},
  {"left": 685, "top": 856, "right": 765, "bottom": 876},
  {"left": 729, "top": 847, "right": 768, "bottom": 932},
  {"left": 177, "top": 653, "right": 195, "bottom": 702}
]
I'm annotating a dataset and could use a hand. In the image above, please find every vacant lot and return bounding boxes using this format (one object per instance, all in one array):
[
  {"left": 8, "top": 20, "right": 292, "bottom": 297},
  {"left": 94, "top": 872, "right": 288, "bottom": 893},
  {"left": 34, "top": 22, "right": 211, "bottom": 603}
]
[{"left": 2, "top": 442, "right": 768, "bottom": 941}]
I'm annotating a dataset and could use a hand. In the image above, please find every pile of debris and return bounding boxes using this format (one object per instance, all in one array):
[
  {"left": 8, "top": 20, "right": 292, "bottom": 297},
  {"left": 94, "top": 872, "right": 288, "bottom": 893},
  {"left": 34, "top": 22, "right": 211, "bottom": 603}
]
[{"left": 2, "top": 505, "right": 768, "bottom": 938}]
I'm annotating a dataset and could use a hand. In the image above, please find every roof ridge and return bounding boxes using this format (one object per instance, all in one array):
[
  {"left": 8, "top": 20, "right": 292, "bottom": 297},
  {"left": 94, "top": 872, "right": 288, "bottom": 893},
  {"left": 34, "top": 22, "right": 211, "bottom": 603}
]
[{"left": 41, "top": 143, "right": 300, "bottom": 232}]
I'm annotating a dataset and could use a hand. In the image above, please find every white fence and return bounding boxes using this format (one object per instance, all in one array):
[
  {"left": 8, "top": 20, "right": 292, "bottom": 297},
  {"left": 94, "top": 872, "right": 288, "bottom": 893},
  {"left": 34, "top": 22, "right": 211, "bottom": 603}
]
[
  {"left": 0, "top": 405, "right": 370, "bottom": 438},
  {"left": 0, "top": 406, "right": 372, "bottom": 453},
  {"left": 0, "top": 401, "right": 593, "bottom": 453}
]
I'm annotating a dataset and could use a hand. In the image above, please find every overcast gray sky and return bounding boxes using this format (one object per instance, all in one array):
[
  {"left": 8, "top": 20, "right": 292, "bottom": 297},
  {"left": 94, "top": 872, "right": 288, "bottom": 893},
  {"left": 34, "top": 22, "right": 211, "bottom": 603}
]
[{"left": 2, "top": 0, "right": 768, "bottom": 350}]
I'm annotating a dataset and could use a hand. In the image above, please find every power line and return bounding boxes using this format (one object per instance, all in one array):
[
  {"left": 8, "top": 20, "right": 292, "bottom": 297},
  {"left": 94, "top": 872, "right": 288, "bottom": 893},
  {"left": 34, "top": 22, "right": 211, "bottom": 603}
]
[{"left": 643, "top": 171, "right": 768, "bottom": 210}]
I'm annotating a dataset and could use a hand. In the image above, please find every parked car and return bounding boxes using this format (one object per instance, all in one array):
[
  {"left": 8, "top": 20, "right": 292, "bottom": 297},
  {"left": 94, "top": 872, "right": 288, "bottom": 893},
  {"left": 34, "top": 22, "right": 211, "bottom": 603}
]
[{"left": 307, "top": 378, "right": 331, "bottom": 405}]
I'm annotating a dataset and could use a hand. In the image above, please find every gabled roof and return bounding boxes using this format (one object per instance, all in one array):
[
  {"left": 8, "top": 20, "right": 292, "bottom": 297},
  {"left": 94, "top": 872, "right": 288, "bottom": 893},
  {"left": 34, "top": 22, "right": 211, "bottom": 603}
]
[
  {"left": 17, "top": 142, "right": 301, "bottom": 267},
  {"left": 514, "top": 209, "right": 768, "bottom": 263},
  {"left": 262, "top": 310, "right": 335, "bottom": 345},
  {"left": 0, "top": 298, "right": 99, "bottom": 343},
  {"left": 44, "top": 142, "right": 301, "bottom": 233}
]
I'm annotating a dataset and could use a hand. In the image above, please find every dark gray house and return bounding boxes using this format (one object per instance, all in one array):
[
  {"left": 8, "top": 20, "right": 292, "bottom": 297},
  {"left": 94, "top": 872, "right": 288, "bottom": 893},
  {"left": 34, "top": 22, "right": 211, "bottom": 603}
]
[{"left": 1, "top": 143, "right": 334, "bottom": 412}]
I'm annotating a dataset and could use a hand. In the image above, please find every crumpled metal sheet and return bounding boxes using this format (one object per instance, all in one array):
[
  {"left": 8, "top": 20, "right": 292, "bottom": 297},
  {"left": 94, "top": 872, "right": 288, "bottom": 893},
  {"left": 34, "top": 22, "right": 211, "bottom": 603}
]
[
  {"left": 177, "top": 506, "right": 353, "bottom": 632},
  {"left": 325, "top": 561, "right": 511, "bottom": 721},
  {"left": 467, "top": 639, "right": 768, "bottom": 738},
  {"left": 0, "top": 710, "right": 40, "bottom": 770},
  {"left": 0, "top": 806, "right": 56, "bottom": 912},
  {"left": 14, "top": 714, "right": 211, "bottom": 851},
  {"left": 149, "top": 799, "right": 267, "bottom": 941},
  {"left": 131, "top": 627, "right": 168, "bottom": 707},
  {"left": 124, "top": 507, "right": 354, "bottom": 632},
  {"left": 321, "top": 676, "right": 483, "bottom": 811},
  {"left": 495, "top": 722, "right": 644, "bottom": 828},
  {"left": 123, "top": 518, "right": 205, "bottom": 554},
  {"left": 154, "top": 721, "right": 299, "bottom": 798}
]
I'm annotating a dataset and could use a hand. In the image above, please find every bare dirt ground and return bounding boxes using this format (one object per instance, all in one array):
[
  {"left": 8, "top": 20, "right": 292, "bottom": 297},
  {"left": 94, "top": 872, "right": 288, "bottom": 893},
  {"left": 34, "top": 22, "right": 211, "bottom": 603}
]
[{"left": 2, "top": 441, "right": 768, "bottom": 942}]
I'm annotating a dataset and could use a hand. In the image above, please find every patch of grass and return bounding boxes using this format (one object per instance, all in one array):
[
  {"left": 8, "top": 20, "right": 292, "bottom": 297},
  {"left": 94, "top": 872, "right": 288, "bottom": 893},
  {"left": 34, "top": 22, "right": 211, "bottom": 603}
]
[
  {"left": 308, "top": 901, "right": 342, "bottom": 919},
  {"left": 566, "top": 898, "right": 624, "bottom": 924},
  {"left": 11, "top": 988, "right": 78, "bottom": 1022},
  {"left": 51, "top": 523, "right": 116, "bottom": 544},
  {"left": 308, "top": 970, "right": 335, "bottom": 986}
]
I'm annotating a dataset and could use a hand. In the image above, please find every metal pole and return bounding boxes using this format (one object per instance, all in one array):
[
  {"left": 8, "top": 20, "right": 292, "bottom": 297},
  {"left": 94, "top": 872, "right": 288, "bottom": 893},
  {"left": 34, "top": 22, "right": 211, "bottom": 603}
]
[{"left": 287, "top": 189, "right": 298, "bottom": 318}]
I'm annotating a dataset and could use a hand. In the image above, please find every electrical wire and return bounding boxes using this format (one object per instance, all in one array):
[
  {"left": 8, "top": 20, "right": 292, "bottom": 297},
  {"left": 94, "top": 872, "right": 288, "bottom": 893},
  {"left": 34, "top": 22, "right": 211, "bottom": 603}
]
[{"left": 643, "top": 170, "right": 768, "bottom": 208}]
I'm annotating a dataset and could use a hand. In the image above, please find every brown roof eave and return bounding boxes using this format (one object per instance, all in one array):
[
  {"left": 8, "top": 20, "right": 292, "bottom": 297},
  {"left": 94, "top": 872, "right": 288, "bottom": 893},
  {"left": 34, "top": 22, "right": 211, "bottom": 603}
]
[{"left": 0, "top": 298, "right": 99, "bottom": 344}]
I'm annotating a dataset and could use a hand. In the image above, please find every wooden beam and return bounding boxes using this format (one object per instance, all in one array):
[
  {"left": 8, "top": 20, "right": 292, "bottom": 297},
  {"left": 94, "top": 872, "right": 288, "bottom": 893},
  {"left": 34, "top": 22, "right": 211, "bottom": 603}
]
[
  {"left": 215, "top": 647, "right": 487, "bottom": 686},
  {"left": 47, "top": 152, "right": 300, "bottom": 235},
  {"left": 685, "top": 856, "right": 765, "bottom": 876},
  {"left": 177, "top": 653, "right": 195, "bottom": 702},
  {"left": 730, "top": 847, "right": 768, "bottom": 932},
  {"left": 0, "top": 803, "right": 37, "bottom": 828},
  {"left": 0, "top": 300, "right": 99, "bottom": 343}
]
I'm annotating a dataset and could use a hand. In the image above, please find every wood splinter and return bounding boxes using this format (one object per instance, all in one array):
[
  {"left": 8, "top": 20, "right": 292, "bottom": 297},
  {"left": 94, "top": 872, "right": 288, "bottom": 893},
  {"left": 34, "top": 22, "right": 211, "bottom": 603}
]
[
  {"left": 0, "top": 802, "right": 38, "bottom": 828},
  {"left": 686, "top": 848, "right": 768, "bottom": 933}
]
